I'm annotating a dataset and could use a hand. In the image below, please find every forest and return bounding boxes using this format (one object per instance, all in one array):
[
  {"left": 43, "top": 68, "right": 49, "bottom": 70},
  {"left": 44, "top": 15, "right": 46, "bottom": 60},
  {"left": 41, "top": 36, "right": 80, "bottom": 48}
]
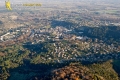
[{"left": 74, "top": 26, "right": 120, "bottom": 45}]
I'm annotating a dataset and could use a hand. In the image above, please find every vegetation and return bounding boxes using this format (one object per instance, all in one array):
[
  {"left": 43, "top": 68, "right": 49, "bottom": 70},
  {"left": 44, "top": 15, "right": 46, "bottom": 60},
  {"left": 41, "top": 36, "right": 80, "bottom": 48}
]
[
  {"left": 34, "top": 61, "right": 119, "bottom": 80},
  {"left": 74, "top": 26, "right": 120, "bottom": 45},
  {"left": 0, "top": 42, "right": 120, "bottom": 80}
]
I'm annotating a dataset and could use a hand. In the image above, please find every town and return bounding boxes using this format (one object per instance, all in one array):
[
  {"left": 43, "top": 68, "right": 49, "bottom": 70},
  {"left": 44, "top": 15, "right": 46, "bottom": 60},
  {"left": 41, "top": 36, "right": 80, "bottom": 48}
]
[{"left": 0, "top": 0, "right": 120, "bottom": 79}]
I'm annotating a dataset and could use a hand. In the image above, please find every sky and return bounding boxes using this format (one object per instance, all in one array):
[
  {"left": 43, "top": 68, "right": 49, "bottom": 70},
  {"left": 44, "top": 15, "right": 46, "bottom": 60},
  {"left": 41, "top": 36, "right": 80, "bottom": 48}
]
[
  {"left": 0, "top": 0, "right": 120, "bottom": 3},
  {"left": 1, "top": 0, "right": 120, "bottom": 3},
  {"left": 0, "top": 0, "right": 120, "bottom": 5}
]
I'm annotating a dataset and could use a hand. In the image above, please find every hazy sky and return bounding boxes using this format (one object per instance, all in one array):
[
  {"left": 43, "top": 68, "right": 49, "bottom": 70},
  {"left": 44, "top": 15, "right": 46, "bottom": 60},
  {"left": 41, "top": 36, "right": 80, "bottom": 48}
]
[
  {"left": 1, "top": 0, "right": 120, "bottom": 3},
  {"left": 0, "top": 0, "right": 120, "bottom": 5},
  {"left": 0, "top": 0, "right": 119, "bottom": 3}
]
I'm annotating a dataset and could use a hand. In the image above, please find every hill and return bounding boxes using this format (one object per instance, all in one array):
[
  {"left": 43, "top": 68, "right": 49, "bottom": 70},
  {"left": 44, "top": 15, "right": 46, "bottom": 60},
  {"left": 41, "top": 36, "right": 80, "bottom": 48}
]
[{"left": 32, "top": 61, "right": 119, "bottom": 80}]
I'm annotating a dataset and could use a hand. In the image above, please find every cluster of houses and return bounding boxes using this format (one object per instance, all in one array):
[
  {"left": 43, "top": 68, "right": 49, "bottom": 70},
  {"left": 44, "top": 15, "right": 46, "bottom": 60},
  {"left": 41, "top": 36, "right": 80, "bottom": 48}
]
[{"left": 0, "top": 25, "right": 120, "bottom": 63}]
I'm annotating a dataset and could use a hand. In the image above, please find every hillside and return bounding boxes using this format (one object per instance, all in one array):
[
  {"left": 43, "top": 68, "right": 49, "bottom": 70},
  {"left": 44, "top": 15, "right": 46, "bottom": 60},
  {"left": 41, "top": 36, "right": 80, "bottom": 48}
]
[{"left": 31, "top": 61, "right": 119, "bottom": 80}]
